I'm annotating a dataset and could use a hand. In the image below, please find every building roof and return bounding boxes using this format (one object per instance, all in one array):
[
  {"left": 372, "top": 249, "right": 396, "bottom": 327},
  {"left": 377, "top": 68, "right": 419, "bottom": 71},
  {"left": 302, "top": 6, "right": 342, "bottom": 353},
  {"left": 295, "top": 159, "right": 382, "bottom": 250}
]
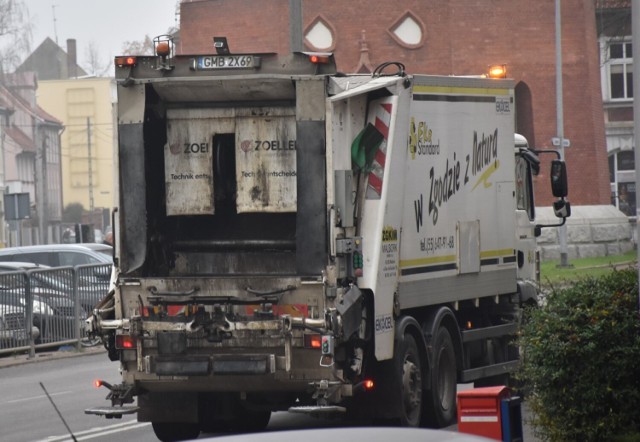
[
  {"left": 0, "top": 81, "right": 63, "bottom": 127},
  {"left": 4, "top": 125, "right": 36, "bottom": 152},
  {"left": 15, "top": 37, "right": 87, "bottom": 81}
]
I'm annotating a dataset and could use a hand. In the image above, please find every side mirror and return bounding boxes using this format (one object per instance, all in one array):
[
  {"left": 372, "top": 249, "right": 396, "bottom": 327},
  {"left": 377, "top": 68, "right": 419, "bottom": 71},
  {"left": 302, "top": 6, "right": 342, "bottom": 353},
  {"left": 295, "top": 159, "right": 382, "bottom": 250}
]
[
  {"left": 550, "top": 160, "right": 568, "bottom": 197},
  {"left": 553, "top": 199, "right": 571, "bottom": 219}
]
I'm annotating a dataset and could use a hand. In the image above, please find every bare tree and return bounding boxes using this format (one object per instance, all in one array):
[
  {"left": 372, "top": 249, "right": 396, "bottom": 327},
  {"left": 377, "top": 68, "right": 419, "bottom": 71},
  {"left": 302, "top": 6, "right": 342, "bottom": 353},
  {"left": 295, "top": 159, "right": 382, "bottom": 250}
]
[
  {"left": 120, "top": 1, "right": 180, "bottom": 56},
  {"left": 0, "top": 0, "right": 32, "bottom": 74},
  {"left": 84, "top": 41, "right": 112, "bottom": 77},
  {"left": 121, "top": 35, "right": 155, "bottom": 56}
]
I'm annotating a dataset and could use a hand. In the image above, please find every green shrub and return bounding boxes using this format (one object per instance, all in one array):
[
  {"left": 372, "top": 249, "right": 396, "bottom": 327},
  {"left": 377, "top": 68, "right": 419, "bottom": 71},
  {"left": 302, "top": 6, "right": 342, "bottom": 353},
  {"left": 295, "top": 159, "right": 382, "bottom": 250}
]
[{"left": 518, "top": 269, "right": 640, "bottom": 442}]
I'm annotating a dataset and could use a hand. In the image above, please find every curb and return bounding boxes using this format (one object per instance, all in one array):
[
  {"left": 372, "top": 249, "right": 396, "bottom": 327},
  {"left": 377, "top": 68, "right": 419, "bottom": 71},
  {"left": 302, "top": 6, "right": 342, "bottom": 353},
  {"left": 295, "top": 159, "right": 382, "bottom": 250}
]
[{"left": 0, "top": 345, "right": 106, "bottom": 370}]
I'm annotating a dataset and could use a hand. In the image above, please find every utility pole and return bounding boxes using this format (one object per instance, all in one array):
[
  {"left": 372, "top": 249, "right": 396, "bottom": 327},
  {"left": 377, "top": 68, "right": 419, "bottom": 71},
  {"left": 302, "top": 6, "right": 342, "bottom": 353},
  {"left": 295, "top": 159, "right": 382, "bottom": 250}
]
[
  {"left": 289, "top": 0, "right": 303, "bottom": 53},
  {"left": 87, "top": 117, "right": 94, "bottom": 212},
  {"left": 42, "top": 136, "right": 48, "bottom": 244},
  {"left": 555, "top": 0, "right": 571, "bottom": 268},
  {"left": 52, "top": 4, "right": 59, "bottom": 45},
  {"left": 0, "top": 129, "right": 6, "bottom": 247}
]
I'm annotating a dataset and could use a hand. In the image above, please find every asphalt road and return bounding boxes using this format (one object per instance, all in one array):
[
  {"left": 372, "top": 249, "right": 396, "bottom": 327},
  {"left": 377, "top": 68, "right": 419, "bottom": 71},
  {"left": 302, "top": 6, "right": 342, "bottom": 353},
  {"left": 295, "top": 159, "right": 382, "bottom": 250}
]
[{"left": 0, "top": 350, "right": 539, "bottom": 441}]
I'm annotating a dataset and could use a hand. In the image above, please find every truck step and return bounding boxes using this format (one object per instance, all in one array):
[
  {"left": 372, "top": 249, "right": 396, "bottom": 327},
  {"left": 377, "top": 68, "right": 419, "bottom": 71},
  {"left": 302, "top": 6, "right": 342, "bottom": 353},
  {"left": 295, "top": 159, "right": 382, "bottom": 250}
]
[
  {"left": 84, "top": 405, "right": 140, "bottom": 418},
  {"left": 288, "top": 405, "right": 346, "bottom": 415}
]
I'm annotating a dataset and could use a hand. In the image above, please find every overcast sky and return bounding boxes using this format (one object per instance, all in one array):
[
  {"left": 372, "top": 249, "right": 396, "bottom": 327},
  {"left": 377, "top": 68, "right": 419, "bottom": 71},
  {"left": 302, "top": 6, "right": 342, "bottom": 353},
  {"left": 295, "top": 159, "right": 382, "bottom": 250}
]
[{"left": 26, "top": 0, "right": 179, "bottom": 70}]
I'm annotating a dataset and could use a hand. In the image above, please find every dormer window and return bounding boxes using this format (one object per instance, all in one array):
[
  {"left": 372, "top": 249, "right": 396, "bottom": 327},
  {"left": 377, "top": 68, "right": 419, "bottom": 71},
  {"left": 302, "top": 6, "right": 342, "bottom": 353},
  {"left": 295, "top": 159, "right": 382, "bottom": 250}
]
[
  {"left": 304, "top": 16, "right": 335, "bottom": 52},
  {"left": 388, "top": 11, "right": 425, "bottom": 49}
]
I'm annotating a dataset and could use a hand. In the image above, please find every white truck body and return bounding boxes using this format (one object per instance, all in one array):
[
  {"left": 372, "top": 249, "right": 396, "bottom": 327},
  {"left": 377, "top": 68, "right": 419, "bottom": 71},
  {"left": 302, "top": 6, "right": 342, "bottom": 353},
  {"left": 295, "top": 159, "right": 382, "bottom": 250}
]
[{"left": 88, "top": 48, "right": 567, "bottom": 439}]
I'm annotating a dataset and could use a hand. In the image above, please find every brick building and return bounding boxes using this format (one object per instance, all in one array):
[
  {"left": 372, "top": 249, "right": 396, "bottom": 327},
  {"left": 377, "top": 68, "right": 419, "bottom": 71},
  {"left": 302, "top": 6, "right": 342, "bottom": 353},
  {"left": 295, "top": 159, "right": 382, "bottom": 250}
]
[
  {"left": 177, "top": 0, "right": 611, "bottom": 208},
  {"left": 595, "top": 2, "right": 634, "bottom": 216}
]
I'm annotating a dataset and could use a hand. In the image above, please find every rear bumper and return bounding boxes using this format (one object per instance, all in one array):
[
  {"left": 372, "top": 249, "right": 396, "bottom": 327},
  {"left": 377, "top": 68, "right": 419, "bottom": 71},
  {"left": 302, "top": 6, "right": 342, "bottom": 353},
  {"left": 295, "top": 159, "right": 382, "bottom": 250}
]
[{"left": 123, "top": 346, "right": 335, "bottom": 393}]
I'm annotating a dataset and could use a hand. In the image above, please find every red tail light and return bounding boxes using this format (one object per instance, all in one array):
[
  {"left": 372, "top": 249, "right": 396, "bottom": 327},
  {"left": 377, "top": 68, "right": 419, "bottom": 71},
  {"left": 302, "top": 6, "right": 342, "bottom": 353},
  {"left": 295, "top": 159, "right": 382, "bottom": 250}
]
[
  {"left": 304, "top": 334, "right": 322, "bottom": 349},
  {"left": 115, "top": 56, "right": 137, "bottom": 67},
  {"left": 115, "top": 334, "right": 136, "bottom": 349},
  {"left": 354, "top": 379, "right": 375, "bottom": 393},
  {"left": 307, "top": 54, "right": 330, "bottom": 64}
]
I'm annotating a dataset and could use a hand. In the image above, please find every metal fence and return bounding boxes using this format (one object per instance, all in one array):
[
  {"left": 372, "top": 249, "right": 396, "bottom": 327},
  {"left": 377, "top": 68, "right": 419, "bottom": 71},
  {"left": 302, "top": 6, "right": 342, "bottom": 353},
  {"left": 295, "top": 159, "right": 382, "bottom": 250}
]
[{"left": 0, "top": 264, "right": 112, "bottom": 356}]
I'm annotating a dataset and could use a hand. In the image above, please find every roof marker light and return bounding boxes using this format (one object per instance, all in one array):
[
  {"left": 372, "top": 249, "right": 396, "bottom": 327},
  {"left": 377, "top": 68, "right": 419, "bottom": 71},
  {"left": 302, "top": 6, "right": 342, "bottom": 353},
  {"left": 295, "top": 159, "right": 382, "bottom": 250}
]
[
  {"left": 488, "top": 64, "right": 507, "bottom": 79},
  {"left": 156, "top": 41, "right": 171, "bottom": 57}
]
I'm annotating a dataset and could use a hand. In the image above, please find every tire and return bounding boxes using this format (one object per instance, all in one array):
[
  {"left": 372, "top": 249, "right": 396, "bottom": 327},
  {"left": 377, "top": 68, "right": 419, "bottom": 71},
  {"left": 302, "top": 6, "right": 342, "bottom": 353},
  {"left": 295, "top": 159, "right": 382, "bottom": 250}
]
[
  {"left": 474, "top": 338, "right": 511, "bottom": 388},
  {"left": 151, "top": 422, "right": 200, "bottom": 442},
  {"left": 423, "top": 326, "right": 457, "bottom": 427},
  {"left": 397, "top": 333, "right": 423, "bottom": 427},
  {"left": 33, "top": 316, "right": 43, "bottom": 345},
  {"left": 200, "top": 417, "right": 231, "bottom": 434},
  {"left": 199, "top": 396, "right": 270, "bottom": 434},
  {"left": 232, "top": 410, "right": 271, "bottom": 432}
]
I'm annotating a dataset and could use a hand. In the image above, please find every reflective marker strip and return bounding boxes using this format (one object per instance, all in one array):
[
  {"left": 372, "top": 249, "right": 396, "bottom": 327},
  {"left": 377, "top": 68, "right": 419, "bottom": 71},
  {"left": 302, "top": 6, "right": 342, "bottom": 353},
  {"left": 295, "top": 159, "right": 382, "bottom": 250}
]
[{"left": 460, "top": 416, "right": 499, "bottom": 422}]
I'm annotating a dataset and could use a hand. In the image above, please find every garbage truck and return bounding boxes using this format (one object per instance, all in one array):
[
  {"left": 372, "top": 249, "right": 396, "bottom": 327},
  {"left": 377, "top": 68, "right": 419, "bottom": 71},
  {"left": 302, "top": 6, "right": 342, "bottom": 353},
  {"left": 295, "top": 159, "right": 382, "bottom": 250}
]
[{"left": 86, "top": 37, "right": 570, "bottom": 440}]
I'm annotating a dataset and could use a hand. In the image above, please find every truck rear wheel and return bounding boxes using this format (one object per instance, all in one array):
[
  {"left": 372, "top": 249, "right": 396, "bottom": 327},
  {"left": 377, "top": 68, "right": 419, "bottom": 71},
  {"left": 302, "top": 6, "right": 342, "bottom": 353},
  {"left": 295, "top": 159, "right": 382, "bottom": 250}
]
[
  {"left": 474, "top": 337, "right": 510, "bottom": 388},
  {"left": 423, "top": 326, "right": 457, "bottom": 427},
  {"left": 151, "top": 422, "right": 200, "bottom": 442},
  {"left": 199, "top": 396, "right": 271, "bottom": 434},
  {"left": 397, "top": 333, "right": 423, "bottom": 427},
  {"left": 233, "top": 410, "right": 271, "bottom": 432}
]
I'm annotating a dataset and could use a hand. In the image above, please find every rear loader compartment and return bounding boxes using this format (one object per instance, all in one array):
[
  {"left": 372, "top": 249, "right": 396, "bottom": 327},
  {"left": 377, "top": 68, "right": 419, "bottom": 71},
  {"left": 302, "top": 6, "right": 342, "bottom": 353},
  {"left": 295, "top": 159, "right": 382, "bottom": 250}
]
[
  {"left": 125, "top": 98, "right": 301, "bottom": 277},
  {"left": 145, "top": 105, "right": 300, "bottom": 276}
]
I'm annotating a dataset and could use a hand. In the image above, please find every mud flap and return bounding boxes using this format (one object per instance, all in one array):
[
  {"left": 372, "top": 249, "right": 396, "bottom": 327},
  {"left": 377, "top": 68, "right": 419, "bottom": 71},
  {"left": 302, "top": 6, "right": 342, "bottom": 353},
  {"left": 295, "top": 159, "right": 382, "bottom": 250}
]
[
  {"left": 336, "top": 285, "right": 363, "bottom": 338},
  {"left": 138, "top": 392, "right": 198, "bottom": 423}
]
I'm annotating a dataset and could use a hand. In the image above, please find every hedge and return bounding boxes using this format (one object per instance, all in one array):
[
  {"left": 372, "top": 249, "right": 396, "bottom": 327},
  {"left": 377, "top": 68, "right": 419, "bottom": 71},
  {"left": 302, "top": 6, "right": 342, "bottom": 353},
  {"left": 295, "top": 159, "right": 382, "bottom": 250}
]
[{"left": 517, "top": 268, "right": 640, "bottom": 442}]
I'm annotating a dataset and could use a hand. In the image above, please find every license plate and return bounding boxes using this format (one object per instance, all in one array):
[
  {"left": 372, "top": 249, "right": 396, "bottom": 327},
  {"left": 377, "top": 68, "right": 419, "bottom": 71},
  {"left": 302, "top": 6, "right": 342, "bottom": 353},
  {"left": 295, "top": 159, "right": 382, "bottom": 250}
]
[{"left": 198, "top": 55, "right": 255, "bottom": 69}]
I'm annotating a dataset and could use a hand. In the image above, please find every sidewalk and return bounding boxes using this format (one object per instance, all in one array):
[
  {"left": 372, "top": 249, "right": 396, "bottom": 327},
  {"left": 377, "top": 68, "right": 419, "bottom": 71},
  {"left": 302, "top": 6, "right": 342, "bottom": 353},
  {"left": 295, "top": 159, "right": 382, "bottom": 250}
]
[{"left": 0, "top": 344, "right": 106, "bottom": 370}]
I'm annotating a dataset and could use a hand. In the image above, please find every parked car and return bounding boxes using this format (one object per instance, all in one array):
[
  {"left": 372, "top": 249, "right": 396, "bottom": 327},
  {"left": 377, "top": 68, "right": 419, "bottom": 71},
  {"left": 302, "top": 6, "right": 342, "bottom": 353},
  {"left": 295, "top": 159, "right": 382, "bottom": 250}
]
[
  {"left": 0, "top": 243, "right": 113, "bottom": 267},
  {"left": 0, "top": 262, "right": 87, "bottom": 343},
  {"left": 29, "top": 267, "right": 107, "bottom": 315},
  {"left": 0, "top": 302, "right": 39, "bottom": 348},
  {"left": 0, "top": 244, "right": 113, "bottom": 295}
]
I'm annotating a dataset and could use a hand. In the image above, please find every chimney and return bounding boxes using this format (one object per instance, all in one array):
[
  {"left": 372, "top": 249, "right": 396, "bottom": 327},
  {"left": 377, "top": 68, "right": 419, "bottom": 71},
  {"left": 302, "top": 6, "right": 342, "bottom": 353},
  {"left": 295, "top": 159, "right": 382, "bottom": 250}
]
[{"left": 67, "top": 39, "right": 77, "bottom": 79}]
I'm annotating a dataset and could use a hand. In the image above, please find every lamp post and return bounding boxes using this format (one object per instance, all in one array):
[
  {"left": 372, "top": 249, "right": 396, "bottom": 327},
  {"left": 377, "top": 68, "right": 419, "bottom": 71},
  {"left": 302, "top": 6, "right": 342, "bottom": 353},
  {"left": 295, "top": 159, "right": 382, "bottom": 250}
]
[{"left": 555, "top": 0, "right": 571, "bottom": 268}]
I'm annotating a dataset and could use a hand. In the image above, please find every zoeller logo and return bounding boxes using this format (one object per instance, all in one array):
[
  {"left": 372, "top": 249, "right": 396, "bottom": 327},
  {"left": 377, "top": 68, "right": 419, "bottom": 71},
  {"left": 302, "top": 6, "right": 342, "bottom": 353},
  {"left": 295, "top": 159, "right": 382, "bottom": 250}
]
[
  {"left": 240, "top": 140, "right": 297, "bottom": 152},
  {"left": 169, "top": 143, "right": 210, "bottom": 155},
  {"left": 240, "top": 140, "right": 253, "bottom": 152}
]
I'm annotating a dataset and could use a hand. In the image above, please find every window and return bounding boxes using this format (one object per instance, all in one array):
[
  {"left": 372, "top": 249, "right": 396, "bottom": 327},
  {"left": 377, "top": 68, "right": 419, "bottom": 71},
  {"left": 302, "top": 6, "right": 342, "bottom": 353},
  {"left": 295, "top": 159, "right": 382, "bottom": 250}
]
[
  {"left": 15, "top": 252, "right": 52, "bottom": 266},
  {"left": 59, "top": 252, "right": 95, "bottom": 266},
  {"left": 609, "top": 150, "right": 636, "bottom": 216},
  {"left": 609, "top": 155, "right": 615, "bottom": 183},
  {"left": 515, "top": 156, "right": 535, "bottom": 221},
  {"left": 617, "top": 150, "right": 635, "bottom": 170},
  {"left": 617, "top": 182, "right": 636, "bottom": 217},
  {"left": 606, "top": 40, "right": 633, "bottom": 100},
  {"left": 304, "top": 16, "right": 335, "bottom": 52},
  {"left": 388, "top": 11, "right": 425, "bottom": 49}
]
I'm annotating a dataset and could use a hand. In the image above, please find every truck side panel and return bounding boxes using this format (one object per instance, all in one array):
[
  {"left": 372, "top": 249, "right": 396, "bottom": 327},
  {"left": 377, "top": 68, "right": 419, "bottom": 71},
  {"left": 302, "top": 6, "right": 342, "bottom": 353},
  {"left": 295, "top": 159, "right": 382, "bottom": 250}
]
[{"left": 398, "top": 79, "right": 517, "bottom": 308}]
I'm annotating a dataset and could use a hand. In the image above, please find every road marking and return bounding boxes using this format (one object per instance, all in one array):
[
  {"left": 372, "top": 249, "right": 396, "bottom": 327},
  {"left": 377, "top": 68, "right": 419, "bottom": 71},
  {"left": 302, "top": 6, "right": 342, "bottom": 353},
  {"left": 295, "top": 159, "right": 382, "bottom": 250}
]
[
  {"left": 5, "top": 390, "right": 73, "bottom": 404},
  {"left": 34, "top": 419, "right": 150, "bottom": 441}
]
